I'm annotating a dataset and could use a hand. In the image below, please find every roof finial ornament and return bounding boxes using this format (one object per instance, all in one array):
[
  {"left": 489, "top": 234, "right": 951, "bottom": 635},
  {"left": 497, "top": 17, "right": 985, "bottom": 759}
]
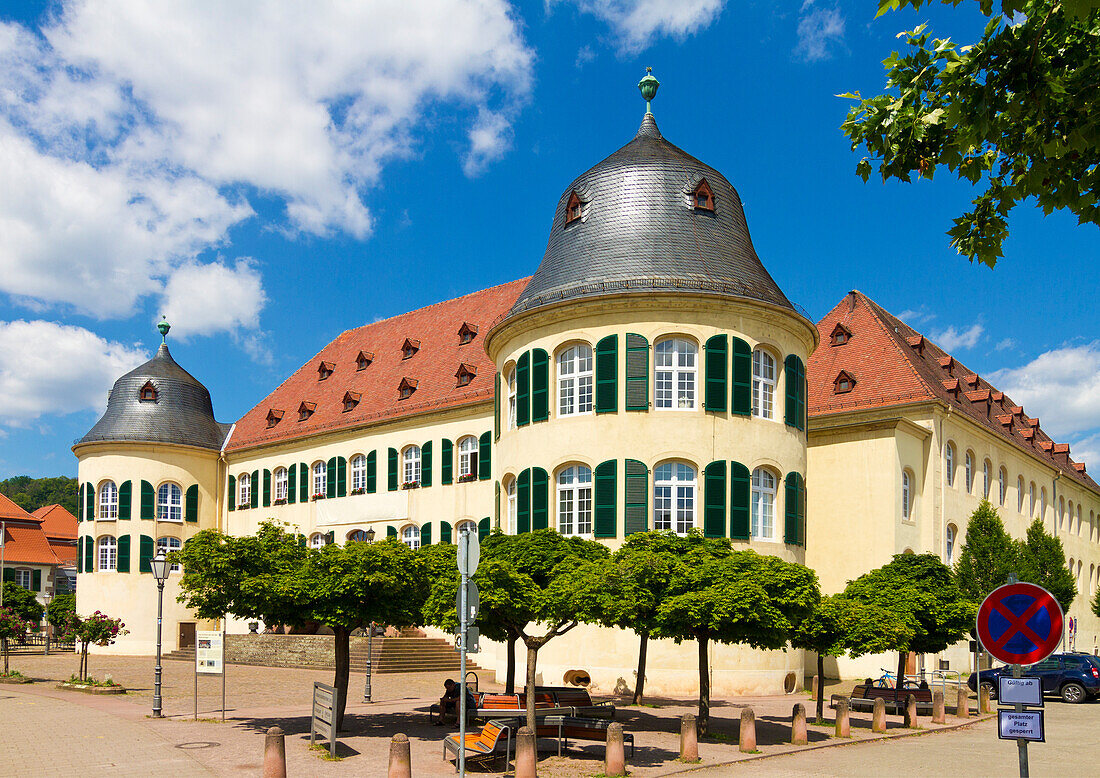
[
  {"left": 638, "top": 67, "right": 659, "bottom": 115},
  {"left": 157, "top": 316, "right": 170, "bottom": 343}
]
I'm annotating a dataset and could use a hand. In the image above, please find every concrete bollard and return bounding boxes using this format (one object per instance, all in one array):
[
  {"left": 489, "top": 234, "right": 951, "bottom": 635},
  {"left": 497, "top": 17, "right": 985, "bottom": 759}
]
[
  {"left": 932, "top": 691, "right": 945, "bottom": 724},
  {"left": 605, "top": 721, "right": 626, "bottom": 776},
  {"left": 262, "top": 727, "right": 287, "bottom": 778},
  {"left": 834, "top": 697, "right": 850, "bottom": 738},
  {"left": 904, "top": 694, "right": 918, "bottom": 728},
  {"left": 680, "top": 713, "right": 700, "bottom": 762},
  {"left": 388, "top": 733, "right": 411, "bottom": 778},
  {"left": 811, "top": 674, "right": 820, "bottom": 702},
  {"left": 956, "top": 686, "right": 970, "bottom": 719},
  {"left": 979, "top": 684, "right": 992, "bottom": 713},
  {"left": 872, "top": 697, "right": 886, "bottom": 733},
  {"left": 515, "top": 726, "right": 537, "bottom": 778},
  {"left": 791, "top": 703, "right": 808, "bottom": 746},
  {"left": 739, "top": 707, "right": 757, "bottom": 753}
]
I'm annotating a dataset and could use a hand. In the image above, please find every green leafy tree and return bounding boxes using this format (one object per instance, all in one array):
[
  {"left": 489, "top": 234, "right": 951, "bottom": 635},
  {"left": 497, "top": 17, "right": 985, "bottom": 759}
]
[
  {"left": 954, "top": 501, "right": 1018, "bottom": 603},
  {"left": 47, "top": 593, "right": 76, "bottom": 632},
  {"left": 844, "top": 553, "right": 973, "bottom": 700},
  {"left": 1, "top": 582, "right": 43, "bottom": 625},
  {"left": 0, "top": 475, "right": 79, "bottom": 515},
  {"left": 1016, "top": 518, "right": 1076, "bottom": 612},
  {"left": 0, "top": 607, "right": 30, "bottom": 675},
  {"left": 653, "top": 536, "right": 820, "bottom": 735},
  {"left": 842, "top": 0, "right": 1100, "bottom": 267},
  {"left": 792, "top": 595, "right": 913, "bottom": 722},
  {"left": 1091, "top": 584, "right": 1100, "bottom": 619},
  {"left": 58, "top": 610, "right": 128, "bottom": 681}
]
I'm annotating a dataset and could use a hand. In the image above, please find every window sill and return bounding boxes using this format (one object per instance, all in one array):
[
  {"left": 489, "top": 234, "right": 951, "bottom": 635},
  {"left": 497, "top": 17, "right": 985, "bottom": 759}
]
[
  {"left": 654, "top": 406, "right": 698, "bottom": 412},
  {"left": 158, "top": 518, "right": 184, "bottom": 524},
  {"left": 96, "top": 517, "right": 117, "bottom": 522}
]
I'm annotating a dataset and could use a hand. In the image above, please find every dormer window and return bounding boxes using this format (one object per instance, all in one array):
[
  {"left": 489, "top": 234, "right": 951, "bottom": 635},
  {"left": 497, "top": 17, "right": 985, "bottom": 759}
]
[
  {"left": 830, "top": 323, "right": 851, "bottom": 346},
  {"left": 834, "top": 370, "right": 856, "bottom": 394},
  {"left": 138, "top": 381, "right": 158, "bottom": 402},
  {"left": 356, "top": 351, "right": 373, "bottom": 371},
  {"left": 266, "top": 409, "right": 284, "bottom": 428},
  {"left": 456, "top": 363, "right": 478, "bottom": 388},
  {"left": 692, "top": 179, "right": 715, "bottom": 211},
  {"left": 298, "top": 401, "right": 316, "bottom": 422},
  {"left": 342, "top": 391, "right": 361, "bottom": 413},
  {"left": 565, "top": 191, "right": 583, "bottom": 225},
  {"left": 401, "top": 338, "right": 420, "bottom": 360},
  {"left": 906, "top": 335, "right": 924, "bottom": 354},
  {"left": 458, "top": 322, "right": 478, "bottom": 345},
  {"left": 317, "top": 361, "right": 335, "bottom": 380},
  {"left": 398, "top": 377, "right": 418, "bottom": 400},
  {"left": 939, "top": 356, "right": 954, "bottom": 376}
]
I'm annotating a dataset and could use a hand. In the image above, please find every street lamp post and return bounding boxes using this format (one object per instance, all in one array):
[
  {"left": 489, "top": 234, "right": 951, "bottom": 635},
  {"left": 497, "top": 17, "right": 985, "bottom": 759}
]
[
  {"left": 363, "top": 527, "right": 376, "bottom": 703},
  {"left": 43, "top": 591, "right": 51, "bottom": 656},
  {"left": 150, "top": 550, "right": 170, "bottom": 718}
]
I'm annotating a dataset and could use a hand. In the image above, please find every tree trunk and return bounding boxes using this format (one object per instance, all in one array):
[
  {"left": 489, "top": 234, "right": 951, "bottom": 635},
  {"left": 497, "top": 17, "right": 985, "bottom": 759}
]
[
  {"left": 525, "top": 642, "right": 539, "bottom": 733},
  {"left": 816, "top": 653, "right": 825, "bottom": 722},
  {"left": 505, "top": 634, "right": 517, "bottom": 694},
  {"left": 697, "top": 633, "right": 710, "bottom": 736},
  {"left": 333, "top": 626, "right": 351, "bottom": 731},
  {"left": 632, "top": 631, "right": 649, "bottom": 705},
  {"left": 895, "top": 650, "right": 907, "bottom": 704}
]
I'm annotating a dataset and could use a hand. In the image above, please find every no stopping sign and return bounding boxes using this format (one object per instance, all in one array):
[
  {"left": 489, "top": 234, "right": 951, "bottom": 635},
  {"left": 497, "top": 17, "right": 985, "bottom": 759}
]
[{"left": 976, "top": 582, "right": 1064, "bottom": 666}]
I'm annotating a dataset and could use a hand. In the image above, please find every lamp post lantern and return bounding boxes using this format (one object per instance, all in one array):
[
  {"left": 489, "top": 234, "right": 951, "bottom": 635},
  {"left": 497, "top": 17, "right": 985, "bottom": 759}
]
[
  {"left": 150, "top": 550, "right": 170, "bottom": 717},
  {"left": 363, "top": 527, "right": 376, "bottom": 703}
]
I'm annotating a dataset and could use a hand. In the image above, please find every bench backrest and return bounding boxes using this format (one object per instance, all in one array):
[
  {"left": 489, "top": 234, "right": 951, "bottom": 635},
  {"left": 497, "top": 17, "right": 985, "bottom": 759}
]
[
  {"left": 518, "top": 692, "right": 555, "bottom": 708},
  {"left": 553, "top": 689, "right": 594, "bottom": 707},
  {"left": 477, "top": 723, "right": 504, "bottom": 749},
  {"left": 480, "top": 694, "right": 522, "bottom": 709}
]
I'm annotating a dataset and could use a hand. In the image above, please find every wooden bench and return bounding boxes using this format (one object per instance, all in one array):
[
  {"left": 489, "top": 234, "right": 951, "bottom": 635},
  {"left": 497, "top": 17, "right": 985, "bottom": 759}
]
[
  {"left": 538, "top": 715, "right": 634, "bottom": 757},
  {"left": 545, "top": 688, "right": 616, "bottom": 719},
  {"left": 837, "top": 685, "right": 934, "bottom": 714},
  {"left": 442, "top": 719, "right": 513, "bottom": 767}
]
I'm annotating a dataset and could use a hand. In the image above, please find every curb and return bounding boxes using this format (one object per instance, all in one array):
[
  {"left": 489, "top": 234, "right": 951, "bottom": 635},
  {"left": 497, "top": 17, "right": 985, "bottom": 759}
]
[{"left": 57, "top": 682, "right": 128, "bottom": 695}]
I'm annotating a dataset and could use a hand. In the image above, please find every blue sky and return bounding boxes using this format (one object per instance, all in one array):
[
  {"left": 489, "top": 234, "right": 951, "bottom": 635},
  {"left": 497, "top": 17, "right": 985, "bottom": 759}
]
[{"left": 1, "top": 0, "right": 1097, "bottom": 478}]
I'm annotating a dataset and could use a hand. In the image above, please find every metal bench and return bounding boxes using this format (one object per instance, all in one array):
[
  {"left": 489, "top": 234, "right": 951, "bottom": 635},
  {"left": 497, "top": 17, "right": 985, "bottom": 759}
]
[
  {"left": 442, "top": 719, "right": 513, "bottom": 768},
  {"left": 538, "top": 715, "right": 634, "bottom": 757}
]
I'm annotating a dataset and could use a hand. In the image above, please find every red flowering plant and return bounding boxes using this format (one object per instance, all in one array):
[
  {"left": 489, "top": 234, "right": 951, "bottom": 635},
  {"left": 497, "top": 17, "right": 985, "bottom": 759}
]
[
  {"left": 0, "top": 607, "right": 30, "bottom": 676},
  {"left": 59, "top": 610, "right": 128, "bottom": 683}
]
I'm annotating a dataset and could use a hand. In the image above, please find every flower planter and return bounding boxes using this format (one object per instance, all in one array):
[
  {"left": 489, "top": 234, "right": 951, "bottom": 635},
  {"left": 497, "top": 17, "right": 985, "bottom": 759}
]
[
  {"left": 57, "top": 681, "right": 126, "bottom": 695},
  {"left": 0, "top": 675, "right": 32, "bottom": 684}
]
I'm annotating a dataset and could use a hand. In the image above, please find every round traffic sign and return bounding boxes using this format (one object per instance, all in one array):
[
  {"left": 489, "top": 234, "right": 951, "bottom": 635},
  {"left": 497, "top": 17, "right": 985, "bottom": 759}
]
[{"left": 976, "top": 582, "right": 1064, "bottom": 666}]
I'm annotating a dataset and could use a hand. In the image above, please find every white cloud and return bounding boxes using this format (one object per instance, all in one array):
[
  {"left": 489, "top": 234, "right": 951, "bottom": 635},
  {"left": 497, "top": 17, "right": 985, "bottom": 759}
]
[
  {"left": 897, "top": 306, "right": 936, "bottom": 326},
  {"left": 160, "top": 259, "right": 267, "bottom": 340},
  {"left": 463, "top": 110, "right": 513, "bottom": 177},
  {"left": 931, "top": 323, "right": 984, "bottom": 351},
  {"left": 995, "top": 338, "right": 1016, "bottom": 352},
  {"left": 557, "top": 0, "right": 726, "bottom": 52},
  {"left": 0, "top": 320, "right": 148, "bottom": 426},
  {"left": 988, "top": 342, "right": 1100, "bottom": 439},
  {"left": 795, "top": 1, "right": 845, "bottom": 63}
]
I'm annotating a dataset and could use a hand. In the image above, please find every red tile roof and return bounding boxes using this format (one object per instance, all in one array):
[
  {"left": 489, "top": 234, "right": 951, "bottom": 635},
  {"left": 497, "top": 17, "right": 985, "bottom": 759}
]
[
  {"left": 228, "top": 279, "right": 529, "bottom": 452},
  {"left": 0, "top": 492, "right": 35, "bottom": 522},
  {"left": 32, "top": 504, "right": 77, "bottom": 541},
  {"left": 1, "top": 518, "right": 60, "bottom": 566},
  {"left": 809, "top": 291, "right": 1098, "bottom": 493}
]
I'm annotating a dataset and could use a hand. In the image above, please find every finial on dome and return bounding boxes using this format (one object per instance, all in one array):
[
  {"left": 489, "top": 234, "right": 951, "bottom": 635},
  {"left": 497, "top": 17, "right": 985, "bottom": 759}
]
[
  {"left": 638, "top": 67, "right": 660, "bottom": 115},
  {"left": 157, "top": 316, "right": 170, "bottom": 343}
]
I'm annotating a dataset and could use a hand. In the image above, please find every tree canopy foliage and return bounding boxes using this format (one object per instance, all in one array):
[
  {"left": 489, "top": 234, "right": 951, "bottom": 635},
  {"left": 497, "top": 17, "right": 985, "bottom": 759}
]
[
  {"left": 1015, "top": 517, "right": 1076, "bottom": 612},
  {"left": 954, "top": 500, "right": 1019, "bottom": 602},
  {"left": 1, "top": 582, "right": 43, "bottom": 624},
  {"left": 842, "top": 0, "right": 1100, "bottom": 267},
  {"left": 0, "top": 475, "right": 78, "bottom": 515}
]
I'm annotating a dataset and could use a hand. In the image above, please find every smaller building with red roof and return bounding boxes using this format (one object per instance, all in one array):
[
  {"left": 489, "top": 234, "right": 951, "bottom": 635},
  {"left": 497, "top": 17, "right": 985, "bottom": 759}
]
[{"left": 1, "top": 493, "right": 66, "bottom": 614}]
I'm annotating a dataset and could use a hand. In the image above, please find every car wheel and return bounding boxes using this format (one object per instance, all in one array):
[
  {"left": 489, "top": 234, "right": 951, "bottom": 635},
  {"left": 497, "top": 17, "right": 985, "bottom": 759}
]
[
  {"left": 980, "top": 681, "right": 997, "bottom": 700},
  {"left": 1061, "top": 682, "right": 1086, "bottom": 704}
]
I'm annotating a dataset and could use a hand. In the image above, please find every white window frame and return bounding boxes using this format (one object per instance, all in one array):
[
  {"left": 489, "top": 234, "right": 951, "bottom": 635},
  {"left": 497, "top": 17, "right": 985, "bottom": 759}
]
[
  {"left": 403, "top": 446, "right": 421, "bottom": 485},
  {"left": 946, "top": 524, "right": 956, "bottom": 565},
  {"left": 945, "top": 444, "right": 955, "bottom": 487},
  {"left": 348, "top": 529, "right": 368, "bottom": 543},
  {"left": 902, "top": 470, "right": 913, "bottom": 520},
  {"left": 983, "top": 460, "right": 991, "bottom": 499},
  {"left": 653, "top": 462, "right": 697, "bottom": 534},
  {"left": 557, "top": 344, "right": 594, "bottom": 416},
  {"left": 14, "top": 569, "right": 32, "bottom": 589},
  {"left": 752, "top": 349, "right": 777, "bottom": 420},
  {"left": 312, "top": 461, "right": 327, "bottom": 497},
  {"left": 556, "top": 465, "right": 593, "bottom": 537},
  {"left": 1041, "top": 488, "right": 1047, "bottom": 520},
  {"left": 1029, "top": 482, "right": 1036, "bottom": 516},
  {"left": 999, "top": 467, "right": 1007, "bottom": 506},
  {"left": 310, "top": 532, "right": 325, "bottom": 549},
  {"left": 98, "top": 536, "right": 117, "bottom": 572},
  {"left": 238, "top": 473, "right": 251, "bottom": 506},
  {"left": 350, "top": 455, "right": 366, "bottom": 492},
  {"left": 157, "top": 536, "right": 181, "bottom": 572},
  {"left": 456, "top": 520, "right": 477, "bottom": 535},
  {"left": 457, "top": 436, "right": 478, "bottom": 479},
  {"left": 506, "top": 478, "right": 517, "bottom": 534},
  {"left": 274, "top": 467, "right": 288, "bottom": 501},
  {"left": 402, "top": 524, "right": 421, "bottom": 550},
  {"left": 98, "top": 481, "right": 118, "bottom": 520},
  {"left": 1018, "top": 476, "right": 1026, "bottom": 513},
  {"left": 654, "top": 338, "right": 697, "bottom": 410},
  {"left": 964, "top": 452, "right": 974, "bottom": 494},
  {"left": 157, "top": 482, "right": 182, "bottom": 522},
  {"left": 751, "top": 467, "right": 777, "bottom": 541},
  {"left": 507, "top": 369, "right": 517, "bottom": 430}
]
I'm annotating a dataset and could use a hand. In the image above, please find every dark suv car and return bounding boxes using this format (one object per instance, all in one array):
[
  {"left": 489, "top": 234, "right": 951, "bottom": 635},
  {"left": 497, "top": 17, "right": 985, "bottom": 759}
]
[{"left": 967, "top": 652, "right": 1100, "bottom": 703}]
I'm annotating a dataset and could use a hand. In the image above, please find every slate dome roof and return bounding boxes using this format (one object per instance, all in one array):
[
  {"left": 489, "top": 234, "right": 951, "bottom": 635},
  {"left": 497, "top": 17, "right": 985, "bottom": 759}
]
[
  {"left": 507, "top": 112, "right": 794, "bottom": 318},
  {"left": 77, "top": 343, "right": 230, "bottom": 451}
]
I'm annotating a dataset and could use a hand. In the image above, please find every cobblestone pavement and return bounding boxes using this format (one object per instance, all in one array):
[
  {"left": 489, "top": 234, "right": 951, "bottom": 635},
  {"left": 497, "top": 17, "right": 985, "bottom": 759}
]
[{"left": 1, "top": 655, "right": 1020, "bottom": 776}]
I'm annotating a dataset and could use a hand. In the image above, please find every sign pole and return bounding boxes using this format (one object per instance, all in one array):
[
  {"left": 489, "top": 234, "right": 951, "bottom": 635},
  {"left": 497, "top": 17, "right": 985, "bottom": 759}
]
[
  {"left": 458, "top": 532, "right": 468, "bottom": 778},
  {"left": 1013, "top": 664, "right": 1028, "bottom": 778},
  {"left": 221, "top": 625, "right": 227, "bottom": 722}
]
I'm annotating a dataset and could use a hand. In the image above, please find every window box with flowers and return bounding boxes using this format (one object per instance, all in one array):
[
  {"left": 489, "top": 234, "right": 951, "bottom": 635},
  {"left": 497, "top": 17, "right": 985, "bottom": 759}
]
[
  {"left": 273, "top": 498, "right": 287, "bottom": 506},
  {"left": 311, "top": 493, "right": 326, "bottom": 501},
  {"left": 350, "top": 487, "right": 366, "bottom": 496},
  {"left": 237, "top": 504, "right": 249, "bottom": 511},
  {"left": 458, "top": 473, "right": 478, "bottom": 484},
  {"left": 401, "top": 481, "right": 420, "bottom": 490}
]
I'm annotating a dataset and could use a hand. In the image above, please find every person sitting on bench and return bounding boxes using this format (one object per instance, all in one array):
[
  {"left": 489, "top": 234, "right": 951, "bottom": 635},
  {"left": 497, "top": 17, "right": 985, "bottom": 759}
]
[{"left": 433, "top": 679, "right": 476, "bottom": 725}]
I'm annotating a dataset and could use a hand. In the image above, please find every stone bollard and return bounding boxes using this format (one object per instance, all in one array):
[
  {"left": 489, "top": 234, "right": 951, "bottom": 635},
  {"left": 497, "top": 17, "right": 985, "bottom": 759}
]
[
  {"left": 680, "top": 713, "right": 700, "bottom": 762},
  {"left": 262, "top": 726, "right": 287, "bottom": 778},
  {"left": 811, "top": 674, "right": 820, "bottom": 702},
  {"left": 871, "top": 697, "right": 886, "bottom": 733},
  {"left": 834, "top": 697, "right": 850, "bottom": 738},
  {"left": 932, "top": 691, "right": 945, "bottom": 724},
  {"left": 904, "top": 694, "right": 918, "bottom": 728},
  {"left": 979, "top": 684, "right": 992, "bottom": 713},
  {"left": 739, "top": 707, "right": 757, "bottom": 753},
  {"left": 956, "top": 686, "right": 970, "bottom": 719},
  {"left": 605, "top": 722, "right": 626, "bottom": 777},
  {"left": 791, "top": 703, "right": 808, "bottom": 746},
  {"left": 388, "top": 733, "right": 411, "bottom": 778},
  {"left": 516, "top": 726, "right": 537, "bottom": 778}
]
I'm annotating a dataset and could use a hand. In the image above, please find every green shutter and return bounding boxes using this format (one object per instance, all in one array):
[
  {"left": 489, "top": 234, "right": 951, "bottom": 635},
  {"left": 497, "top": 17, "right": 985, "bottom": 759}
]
[
  {"left": 78, "top": 484, "right": 84, "bottom": 521},
  {"left": 263, "top": 470, "right": 272, "bottom": 507},
  {"left": 478, "top": 517, "right": 490, "bottom": 540},
  {"left": 730, "top": 461, "right": 751, "bottom": 540},
  {"left": 84, "top": 537, "right": 94, "bottom": 573},
  {"left": 595, "top": 335, "right": 618, "bottom": 413},
  {"left": 366, "top": 452, "right": 377, "bottom": 493},
  {"left": 386, "top": 526, "right": 398, "bottom": 540},
  {"left": 478, "top": 432, "right": 491, "bottom": 481},
  {"left": 141, "top": 480, "right": 155, "bottom": 520},
  {"left": 32, "top": 569, "right": 41, "bottom": 591},
  {"left": 287, "top": 464, "right": 297, "bottom": 504},
  {"left": 624, "top": 459, "right": 648, "bottom": 535},
  {"left": 139, "top": 535, "right": 154, "bottom": 573},
  {"left": 798, "top": 475, "right": 807, "bottom": 546},
  {"left": 785, "top": 355, "right": 806, "bottom": 430},
  {"left": 784, "top": 472, "right": 799, "bottom": 544},
  {"left": 117, "top": 535, "right": 131, "bottom": 573},
  {"left": 531, "top": 348, "right": 549, "bottom": 422},
  {"left": 2, "top": 568, "right": 13, "bottom": 582},
  {"left": 494, "top": 371, "right": 501, "bottom": 441},
  {"left": 388, "top": 448, "right": 399, "bottom": 491},
  {"left": 441, "top": 439, "right": 453, "bottom": 485},
  {"left": 625, "top": 334, "right": 649, "bottom": 411},
  {"left": 704, "top": 461, "right": 727, "bottom": 537},
  {"left": 532, "top": 467, "right": 549, "bottom": 530},
  {"left": 86, "top": 483, "right": 95, "bottom": 521},
  {"left": 517, "top": 469, "right": 531, "bottom": 534},
  {"left": 421, "top": 522, "right": 432, "bottom": 546},
  {"left": 119, "top": 481, "right": 132, "bottom": 520},
  {"left": 300, "top": 463, "right": 309, "bottom": 499},
  {"left": 185, "top": 485, "right": 199, "bottom": 523},
  {"left": 326, "top": 458, "right": 337, "bottom": 499},
  {"left": 77, "top": 537, "right": 83, "bottom": 573},
  {"left": 516, "top": 352, "right": 531, "bottom": 427},
  {"left": 421, "top": 442, "right": 433, "bottom": 488},
  {"left": 337, "top": 456, "right": 347, "bottom": 497},
  {"left": 731, "top": 337, "right": 752, "bottom": 416},
  {"left": 228, "top": 475, "right": 236, "bottom": 511},
  {"left": 594, "top": 460, "right": 617, "bottom": 538},
  {"left": 705, "top": 335, "right": 728, "bottom": 413},
  {"left": 247, "top": 470, "right": 256, "bottom": 508},
  {"left": 440, "top": 521, "right": 453, "bottom": 544},
  {"left": 325, "top": 531, "right": 336, "bottom": 545}
]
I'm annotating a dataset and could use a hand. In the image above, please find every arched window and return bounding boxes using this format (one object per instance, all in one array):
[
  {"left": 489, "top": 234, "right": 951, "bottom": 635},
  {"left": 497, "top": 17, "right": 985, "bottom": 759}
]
[
  {"left": 654, "top": 462, "right": 697, "bottom": 534},
  {"left": 902, "top": 470, "right": 913, "bottom": 519},
  {"left": 983, "top": 459, "right": 992, "bottom": 499},
  {"left": 751, "top": 468, "right": 777, "bottom": 541},
  {"left": 1040, "top": 488, "right": 1047, "bottom": 520},
  {"left": 1018, "top": 476, "right": 1025, "bottom": 513},
  {"left": 999, "top": 467, "right": 1007, "bottom": 506},
  {"left": 157, "top": 482, "right": 182, "bottom": 522},
  {"left": 97, "top": 536, "right": 117, "bottom": 571},
  {"left": 458, "top": 436, "right": 478, "bottom": 479},
  {"left": 654, "top": 338, "right": 697, "bottom": 410},
  {"left": 402, "top": 524, "right": 421, "bottom": 550},
  {"left": 456, "top": 519, "right": 477, "bottom": 535},
  {"left": 945, "top": 443, "right": 955, "bottom": 487},
  {"left": 557, "top": 465, "right": 593, "bottom": 537},
  {"left": 403, "top": 446, "right": 421, "bottom": 486},
  {"left": 1060, "top": 498, "right": 1066, "bottom": 531},
  {"left": 312, "top": 461, "right": 327, "bottom": 498},
  {"left": 557, "top": 344, "right": 593, "bottom": 416},
  {"left": 310, "top": 532, "right": 325, "bottom": 549},
  {"left": 239, "top": 472, "right": 251, "bottom": 506},
  {"left": 1029, "top": 482, "right": 1036, "bottom": 516},
  {"left": 964, "top": 452, "right": 974, "bottom": 493},
  {"left": 347, "top": 529, "right": 369, "bottom": 543},
  {"left": 350, "top": 455, "right": 366, "bottom": 492},
  {"left": 98, "top": 481, "right": 118, "bottom": 520},
  {"left": 273, "top": 467, "right": 288, "bottom": 501},
  {"left": 752, "top": 349, "right": 777, "bottom": 419},
  {"left": 506, "top": 477, "right": 517, "bottom": 534},
  {"left": 157, "top": 536, "right": 181, "bottom": 572},
  {"left": 946, "top": 524, "right": 957, "bottom": 565},
  {"left": 507, "top": 368, "right": 517, "bottom": 430}
]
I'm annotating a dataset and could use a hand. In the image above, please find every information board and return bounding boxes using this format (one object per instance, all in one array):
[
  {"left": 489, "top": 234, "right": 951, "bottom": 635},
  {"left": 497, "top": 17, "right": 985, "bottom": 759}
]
[
  {"left": 998, "top": 710, "right": 1044, "bottom": 742},
  {"left": 311, "top": 681, "right": 339, "bottom": 757},
  {"left": 998, "top": 676, "right": 1043, "bottom": 707},
  {"left": 195, "top": 630, "right": 223, "bottom": 674}
]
